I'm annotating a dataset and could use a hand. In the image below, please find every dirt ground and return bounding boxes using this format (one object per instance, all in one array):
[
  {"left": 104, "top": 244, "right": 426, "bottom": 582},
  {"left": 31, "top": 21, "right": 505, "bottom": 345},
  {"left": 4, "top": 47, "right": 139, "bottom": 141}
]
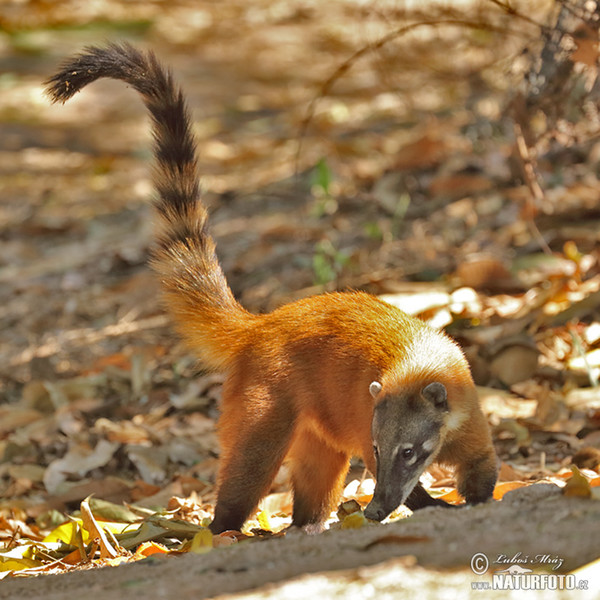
[
  {"left": 0, "top": 484, "right": 600, "bottom": 600},
  {"left": 2, "top": 0, "right": 600, "bottom": 597},
  {"left": 0, "top": 484, "right": 599, "bottom": 599}
]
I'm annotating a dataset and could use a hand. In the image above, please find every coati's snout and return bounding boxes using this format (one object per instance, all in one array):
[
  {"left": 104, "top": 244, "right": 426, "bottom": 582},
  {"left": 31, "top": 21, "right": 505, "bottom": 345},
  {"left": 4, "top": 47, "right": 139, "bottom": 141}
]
[{"left": 364, "top": 382, "right": 448, "bottom": 522}]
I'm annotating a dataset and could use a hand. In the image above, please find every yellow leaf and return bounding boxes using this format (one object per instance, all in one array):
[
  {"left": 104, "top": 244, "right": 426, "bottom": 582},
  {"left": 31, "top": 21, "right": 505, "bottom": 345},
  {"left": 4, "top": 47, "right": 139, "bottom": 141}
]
[
  {"left": 341, "top": 512, "right": 368, "bottom": 529},
  {"left": 43, "top": 519, "right": 89, "bottom": 545},
  {"left": 190, "top": 529, "right": 213, "bottom": 554},
  {"left": 257, "top": 510, "right": 271, "bottom": 531},
  {"left": 0, "top": 557, "right": 42, "bottom": 572},
  {"left": 563, "top": 465, "right": 592, "bottom": 498},
  {"left": 0, "top": 547, "right": 43, "bottom": 572}
]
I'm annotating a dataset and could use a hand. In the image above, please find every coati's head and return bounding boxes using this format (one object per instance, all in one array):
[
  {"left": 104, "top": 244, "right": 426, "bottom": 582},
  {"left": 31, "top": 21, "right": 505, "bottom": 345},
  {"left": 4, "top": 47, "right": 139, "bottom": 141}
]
[{"left": 364, "top": 381, "right": 449, "bottom": 522}]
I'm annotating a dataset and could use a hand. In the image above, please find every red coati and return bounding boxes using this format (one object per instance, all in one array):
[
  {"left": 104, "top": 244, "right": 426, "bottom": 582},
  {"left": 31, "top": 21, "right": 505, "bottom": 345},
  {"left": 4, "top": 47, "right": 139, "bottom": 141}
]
[{"left": 45, "top": 43, "right": 497, "bottom": 533}]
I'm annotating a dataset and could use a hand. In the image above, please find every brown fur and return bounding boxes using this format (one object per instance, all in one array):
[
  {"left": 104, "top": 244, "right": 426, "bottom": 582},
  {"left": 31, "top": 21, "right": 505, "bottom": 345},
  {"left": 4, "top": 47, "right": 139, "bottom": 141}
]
[{"left": 45, "top": 43, "right": 497, "bottom": 534}]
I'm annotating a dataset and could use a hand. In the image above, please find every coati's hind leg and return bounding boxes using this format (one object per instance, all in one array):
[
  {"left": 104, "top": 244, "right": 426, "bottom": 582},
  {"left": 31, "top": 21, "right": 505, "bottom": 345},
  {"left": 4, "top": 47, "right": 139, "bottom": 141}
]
[
  {"left": 210, "top": 388, "right": 296, "bottom": 534},
  {"left": 288, "top": 429, "right": 349, "bottom": 532}
]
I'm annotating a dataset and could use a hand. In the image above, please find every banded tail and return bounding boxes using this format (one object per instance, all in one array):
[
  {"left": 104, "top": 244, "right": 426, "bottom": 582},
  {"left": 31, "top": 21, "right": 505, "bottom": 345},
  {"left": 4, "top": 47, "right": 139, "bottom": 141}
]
[{"left": 44, "top": 43, "right": 253, "bottom": 369}]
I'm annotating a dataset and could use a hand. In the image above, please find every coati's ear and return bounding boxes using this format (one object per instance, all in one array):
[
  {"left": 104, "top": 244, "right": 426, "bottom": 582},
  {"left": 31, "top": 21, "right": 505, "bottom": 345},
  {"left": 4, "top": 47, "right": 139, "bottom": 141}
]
[
  {"left": 422, "top": 382, "right": 448, "bottom": 411},
  {"left": 369, "top": 381, "right": 383, "bottom": 399}
]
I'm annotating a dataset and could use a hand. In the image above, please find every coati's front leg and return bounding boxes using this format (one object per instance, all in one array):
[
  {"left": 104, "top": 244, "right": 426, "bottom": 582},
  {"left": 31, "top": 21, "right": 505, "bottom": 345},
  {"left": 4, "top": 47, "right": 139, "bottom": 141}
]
[
  {"left": 403, "top": 449, "right": 496, "bottom": 511},
  {"left": 455, "top": 451, "right": 498, "bottom": 504},
  {"left": 287, "top": 428, "right": 350, "bottom": 532},
  {"left": 404, "top": 482, "right": 454, "bottom": 510},
  {"left": 441, "top": 418, "right": 498, "bottom": 505},
  {"left": 210, "top": 388, "right": 296, "bottom": 534}
]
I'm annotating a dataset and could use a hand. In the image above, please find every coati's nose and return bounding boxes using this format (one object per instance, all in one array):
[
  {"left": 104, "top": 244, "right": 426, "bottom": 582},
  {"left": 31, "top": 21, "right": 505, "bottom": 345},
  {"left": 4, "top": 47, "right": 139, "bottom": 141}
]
[{"left": 364, "top": 504, "right": 387, "bottom": 522}]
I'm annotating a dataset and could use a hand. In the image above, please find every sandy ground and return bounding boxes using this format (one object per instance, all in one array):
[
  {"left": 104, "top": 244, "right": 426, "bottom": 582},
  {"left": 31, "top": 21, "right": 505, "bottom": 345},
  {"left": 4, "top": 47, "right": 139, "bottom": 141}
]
[{"left": 1, "top": 484, "right": 598, "bottom": 599}]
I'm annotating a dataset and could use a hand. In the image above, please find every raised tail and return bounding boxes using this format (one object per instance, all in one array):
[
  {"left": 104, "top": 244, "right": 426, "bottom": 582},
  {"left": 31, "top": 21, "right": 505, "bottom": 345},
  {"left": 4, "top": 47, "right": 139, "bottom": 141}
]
[{"left": 45, "top": 42, "right": 253, "bottom": 370}]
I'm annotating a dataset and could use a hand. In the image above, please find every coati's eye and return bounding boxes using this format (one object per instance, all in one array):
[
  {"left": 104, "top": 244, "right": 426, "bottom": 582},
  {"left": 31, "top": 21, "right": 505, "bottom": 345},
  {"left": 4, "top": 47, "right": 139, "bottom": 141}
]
[
  {"left": 373, "top": 445, "right": 379, "bottom": 459},
  {"left": 402, "top": 448, "right": 415, "bottom": 459}
]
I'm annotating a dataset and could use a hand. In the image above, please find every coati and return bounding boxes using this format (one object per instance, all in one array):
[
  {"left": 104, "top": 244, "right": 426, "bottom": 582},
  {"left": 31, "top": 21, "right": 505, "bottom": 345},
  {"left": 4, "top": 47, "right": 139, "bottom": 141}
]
[{"left": 45, "top": 43, "right": 497, "bottom": 533}]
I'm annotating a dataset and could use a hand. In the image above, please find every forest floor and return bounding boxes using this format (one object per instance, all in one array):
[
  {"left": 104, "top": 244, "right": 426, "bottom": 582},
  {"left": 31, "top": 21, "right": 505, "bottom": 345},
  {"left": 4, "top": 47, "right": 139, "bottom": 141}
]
[{"left": 1, "top": 0, "right": 600, "bottom": 597}]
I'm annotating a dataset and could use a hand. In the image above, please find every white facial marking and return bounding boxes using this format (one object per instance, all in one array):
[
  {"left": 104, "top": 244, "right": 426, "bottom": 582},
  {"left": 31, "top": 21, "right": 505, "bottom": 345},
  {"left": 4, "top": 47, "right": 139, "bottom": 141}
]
[
  {"left": 422, "top": 437, "right": 437, "bottom": 453},
  {"left": 446, "top": 409, "right": 467, "bottom": 431}
]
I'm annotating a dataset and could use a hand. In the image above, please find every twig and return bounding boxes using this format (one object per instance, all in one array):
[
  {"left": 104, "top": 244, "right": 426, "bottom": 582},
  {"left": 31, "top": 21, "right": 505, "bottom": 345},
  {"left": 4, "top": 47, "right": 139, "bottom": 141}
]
[
  {"left": 512, "top": 117, "right": 552, "bottom": 255},
  {"left": 486, "top": 0, "right": 553, "bottom": 31},
  {"left": 295, "top": 18, "right": 533, "bottom": 173}
]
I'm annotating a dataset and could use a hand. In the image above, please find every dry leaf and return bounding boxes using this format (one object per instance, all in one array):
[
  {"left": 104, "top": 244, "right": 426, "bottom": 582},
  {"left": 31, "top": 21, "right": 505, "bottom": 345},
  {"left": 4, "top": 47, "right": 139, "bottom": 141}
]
[
  {"left": 571, "top": 447, "right": 600, "bottom": 471},
  {"left": 43, "top": 440, "right": 119, "bottom": 494},
  {"left": 126, "top": 445, "right": 168, "bottom": 484},
  {"left": 493, "top": 481, "right": 529, "bottom": 500},
  {"left": 80, "top": 497, "right": 120, "bottom": 559},
  {"left": 563, "top": 465, "right": 592, "bottom": 498},
  {"left": 489, "top": 344, "right": 539, "bottom": 386},
  {"left": 190, "top": 529, "right": 213, "bottom": 554},
  {"left": 133, "top": 541, "right": 169, "bottom": 559},
  {"left": 429, "top": 172, "right": 492, "bottom": 199},
  {"left": 341, "top": 512, "right": 368, "bottom": 529},
  {"left": 337, "top": 500, "right": 362, "bottom": 520},
  {"left": 571, "top": 23, "right": 599, "bottom": 67},
  {"left": 455, "top": 258, "right": 516, "bottom": 291}
]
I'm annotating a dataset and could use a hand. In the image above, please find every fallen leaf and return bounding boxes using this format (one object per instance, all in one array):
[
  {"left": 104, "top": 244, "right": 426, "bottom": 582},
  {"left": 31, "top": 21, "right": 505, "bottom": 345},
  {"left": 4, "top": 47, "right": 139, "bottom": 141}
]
[
  {"left": 563, "top": 465, "right": 592, "bottom": 498},
  {"left": 190, "top": 529, "right": 213, "bottom": 554},
  {"left": 489, "top": 344, "right": 539, "bottom": 386},
  {"left": 455, "top": 258, "right": 516, "bottom": 291},
  {"left": 497, "top": 462, "right": 527, "bottom": 482},
  {"left": 257, "top": 492, "right": 293, "bottom": 516},
  {"left": 212, "top": 534, "right": 238, "bottom": 548},
  {"left": 341, "top": 512, "right": 368, "bottom": 529},
  {"left": 438, "top": 488, "right": 462, "bottom": 503},
  {"left": 51, "top": 476, "right": 133, "bottom": 506},
  {"left": 257, "top": 510, "right": 271, "bottom": 531},
  {"left": 337, "top": 500, "right": 362, "bottom": 520},
  {"left": 493, "top": 481, "right": 529, "bottom": 500},
  {"left": 0, "top": 546, "right": 43, "bottom": 572},
  {"left": 392, "top": 132, "right": 452, "bottom": 171},
  {"left": 571, "top": 23, "right": 599, "bottom": 66},
  {"left": 126, "top": 445, "right": 168, "bottom": 484},
  {"left": 571, "top": 446, "right": 600, "bottom": 471},
  {"left": 80, "top": 497, "right": 120, "bottom": 559},
  {"left": 87, "top": 497, "right": 140, "bottom": 523},
  {"left": 43, "top": 520, "right": 89, "bottom": 546},
  {"left": 43, "top": 440, "right": 119, "bottom": 494},
  {"left": 133, "top": 541, "right": 169, "bottom": 559},
  {"left": 429, "top": 172, "right": 492, "bottom": 199},
  {"left": 0, "top": 407, "right": 43, "bottom": 435}
]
